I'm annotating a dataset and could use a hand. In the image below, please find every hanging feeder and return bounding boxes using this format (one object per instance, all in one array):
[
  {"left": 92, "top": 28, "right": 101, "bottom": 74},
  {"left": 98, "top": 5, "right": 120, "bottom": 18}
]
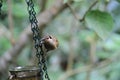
[
  {"left": 9, "top": 66, "right": 40, "bottom": 80},
  {"left": 7, "top": 0, "right": 59, "bottom": 80}
]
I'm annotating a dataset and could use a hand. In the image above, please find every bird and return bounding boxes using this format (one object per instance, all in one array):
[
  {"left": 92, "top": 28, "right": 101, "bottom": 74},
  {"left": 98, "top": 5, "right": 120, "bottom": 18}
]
[{"left": 40, "top": 35, "right": 59, "bottom": 52}]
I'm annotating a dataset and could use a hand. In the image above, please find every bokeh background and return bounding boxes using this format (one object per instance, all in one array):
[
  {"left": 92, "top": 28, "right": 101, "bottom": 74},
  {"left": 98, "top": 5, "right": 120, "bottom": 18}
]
[{"left": 0, "top": 0, "right": 120, "bottom": 80}]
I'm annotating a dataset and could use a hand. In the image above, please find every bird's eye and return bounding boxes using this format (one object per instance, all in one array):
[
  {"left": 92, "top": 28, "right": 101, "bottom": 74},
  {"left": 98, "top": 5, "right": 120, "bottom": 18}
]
[{"left": 49, "top": 36, "right": 52, "bottom": 39}]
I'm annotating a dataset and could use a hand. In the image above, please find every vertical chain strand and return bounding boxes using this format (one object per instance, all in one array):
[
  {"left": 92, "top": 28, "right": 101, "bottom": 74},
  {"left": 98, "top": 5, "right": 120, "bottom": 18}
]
[
  {"left": 42, "top": 55, "right": 50, "bottom": 80},
  {"left": 26, "top": 0, "right": 43, "bottom": 80},
  {"left": 40, "top": 44, "right": 50, "bottom": 80},
  {"left": 25, "top": 0, "right": 50, "bottom": 80}
]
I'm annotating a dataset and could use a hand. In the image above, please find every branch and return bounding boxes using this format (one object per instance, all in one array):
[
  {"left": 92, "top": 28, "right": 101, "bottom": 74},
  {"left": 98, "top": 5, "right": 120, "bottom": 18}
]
[
  {"left": 80, "top": 0, "right": 98, "bottom": 22},
  {"left": 67, "top": 2, "right": 80, "bottom": 21},
  {"left": 0, "top": 0, "right": 70, "bottom": 77},
  {"left": 86, "top": 37, "right": 97, "bottom": 80},
  {"left": 7, "top": 0, "right": 15, "bottom": 45},
  {"left": 66, "top": 18, "right": 76, "bottom": 71},
  {"left": 58, "top": 65, "right": 93, "bottom": 80},
  {"left": 40, "top": 0, "right": 47, "bottom": 12},
  {"left": 58, "top": 50, "right": 120, "bottom": 80},
  {"left": 67, "top": 0, "right": 98, "bottom": 22}
]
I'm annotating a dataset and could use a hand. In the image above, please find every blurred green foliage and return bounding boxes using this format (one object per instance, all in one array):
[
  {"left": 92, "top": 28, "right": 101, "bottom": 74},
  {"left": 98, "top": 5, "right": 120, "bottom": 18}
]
[
  {"left": 85, "top": 10, "right": 114, "bottom": 40},
  {"left": 1, "top": 0, "right": 120, "bottom": 80},
  {"left": 0, "top": 37, "right": 11, "bottom": 56}
]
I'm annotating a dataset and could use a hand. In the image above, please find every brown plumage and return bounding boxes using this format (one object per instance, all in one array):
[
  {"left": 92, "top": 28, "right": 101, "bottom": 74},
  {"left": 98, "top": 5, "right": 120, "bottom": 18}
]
[{"left": 40, "top": 35, "right": 59, "bottom": 52}]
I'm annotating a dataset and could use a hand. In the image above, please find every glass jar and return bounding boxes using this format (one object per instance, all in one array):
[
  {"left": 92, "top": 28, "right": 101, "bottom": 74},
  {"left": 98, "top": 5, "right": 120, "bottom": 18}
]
[{"left": 9, "top": 66, "right": 41, "bottom": 80}]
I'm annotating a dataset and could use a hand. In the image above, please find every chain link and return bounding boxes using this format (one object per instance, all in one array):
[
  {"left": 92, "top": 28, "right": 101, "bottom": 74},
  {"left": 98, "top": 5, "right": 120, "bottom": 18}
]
[
  {"left": 25, "top": 0, "right": 50, "bottom": 80},
  {"left": 0, "top": 0, "right": 3, "bottom": 15}
]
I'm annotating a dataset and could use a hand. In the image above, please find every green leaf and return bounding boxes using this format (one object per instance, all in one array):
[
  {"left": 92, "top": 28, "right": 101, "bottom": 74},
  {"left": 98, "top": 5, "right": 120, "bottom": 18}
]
[
  {"left": 117, "top": 0, "right": 120, "bottom": 3},
  {"left": 85, "top": 10, "right": 114, "bottom": 40}
]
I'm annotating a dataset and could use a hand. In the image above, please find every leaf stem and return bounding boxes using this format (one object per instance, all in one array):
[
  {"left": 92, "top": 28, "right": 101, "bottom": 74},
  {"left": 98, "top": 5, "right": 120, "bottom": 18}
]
[{"left": 67, "top": 0, "right": 98, "bottom": 22}]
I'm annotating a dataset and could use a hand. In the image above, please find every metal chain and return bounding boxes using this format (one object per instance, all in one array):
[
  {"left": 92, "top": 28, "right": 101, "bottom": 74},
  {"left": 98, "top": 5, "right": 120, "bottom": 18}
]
[
  {"left": 0, "top": 0, "right": 3, "bottom": 15},
  {"left": 25, "top": 0, "right": 50, "bottom": 80},
  {"left": 41, "top": 52, "right": 50, "bottom": 80}
]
